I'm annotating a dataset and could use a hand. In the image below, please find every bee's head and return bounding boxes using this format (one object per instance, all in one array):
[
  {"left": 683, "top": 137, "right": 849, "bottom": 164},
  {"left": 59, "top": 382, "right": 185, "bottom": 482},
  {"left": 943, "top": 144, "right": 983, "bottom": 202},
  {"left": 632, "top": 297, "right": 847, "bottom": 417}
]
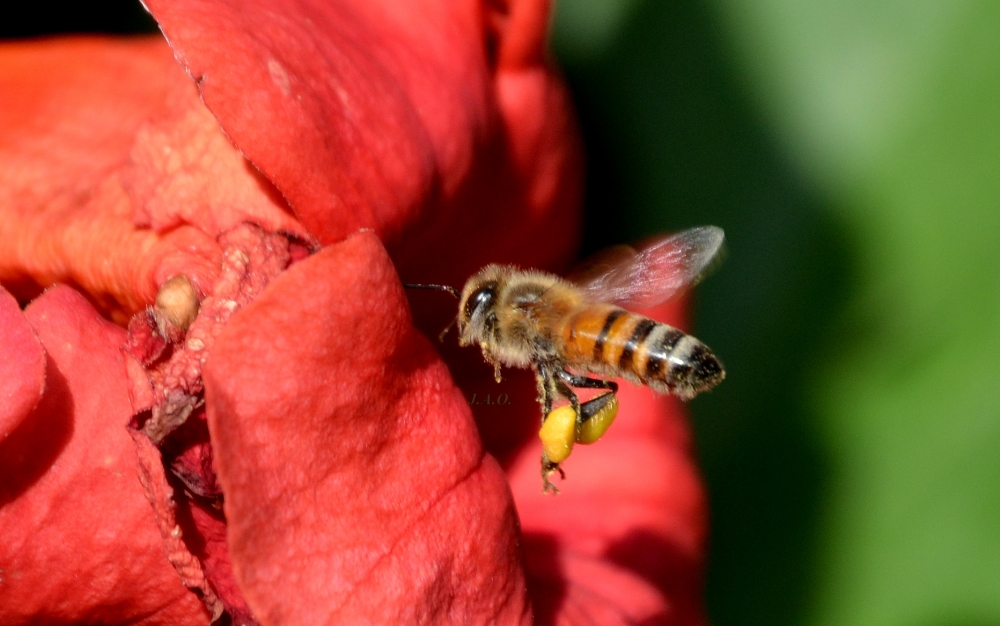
[{"left": 457, "top": 269, "right": 502, "bottom": 346}]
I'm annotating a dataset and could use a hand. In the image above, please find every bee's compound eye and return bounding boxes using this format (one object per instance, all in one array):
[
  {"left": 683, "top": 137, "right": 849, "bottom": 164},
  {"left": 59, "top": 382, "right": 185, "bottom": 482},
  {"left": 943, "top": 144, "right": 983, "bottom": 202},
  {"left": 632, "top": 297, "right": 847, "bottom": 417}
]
[
  {"left": 576, "top": 392, "right": 619, "bottom": 444},
  {"left": 464, "top": 282, "right": 497, "bottom": 321},
  {"left": 539, "top": 405, "right": 577, "bottom": 464}
]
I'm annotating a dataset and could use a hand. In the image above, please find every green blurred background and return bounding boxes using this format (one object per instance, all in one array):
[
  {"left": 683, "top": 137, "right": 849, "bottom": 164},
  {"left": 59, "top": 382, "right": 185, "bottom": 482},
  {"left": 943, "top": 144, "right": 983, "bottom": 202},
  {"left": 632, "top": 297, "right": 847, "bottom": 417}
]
[
  {"left": 552, "top": 1, "right": 1000, "bottom": 625},
  {"left": 6, "top": 1, "right": 1000, "bottom": 624}
]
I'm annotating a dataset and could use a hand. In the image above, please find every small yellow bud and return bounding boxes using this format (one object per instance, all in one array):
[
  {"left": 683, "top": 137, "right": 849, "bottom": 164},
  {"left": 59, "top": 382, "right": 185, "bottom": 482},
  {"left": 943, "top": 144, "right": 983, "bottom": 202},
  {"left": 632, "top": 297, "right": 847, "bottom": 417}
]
[{"left": 155, "top": 274, "right": 200, "bottom": 332}]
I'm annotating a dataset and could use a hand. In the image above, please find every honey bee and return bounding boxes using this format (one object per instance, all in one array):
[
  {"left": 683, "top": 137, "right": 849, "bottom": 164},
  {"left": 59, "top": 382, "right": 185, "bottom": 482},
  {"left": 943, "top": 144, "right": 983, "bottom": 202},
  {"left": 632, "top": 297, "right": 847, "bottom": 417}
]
[{"left": 407, "top": 226, "right": 726, "bottom": 492}]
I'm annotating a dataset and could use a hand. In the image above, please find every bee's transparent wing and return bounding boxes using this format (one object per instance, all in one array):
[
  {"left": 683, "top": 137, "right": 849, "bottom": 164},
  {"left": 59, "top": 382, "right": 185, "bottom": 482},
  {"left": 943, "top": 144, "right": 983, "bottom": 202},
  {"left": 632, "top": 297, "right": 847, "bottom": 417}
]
[{"left": 569, "top": 226, "right": 725, "bottom": 309}]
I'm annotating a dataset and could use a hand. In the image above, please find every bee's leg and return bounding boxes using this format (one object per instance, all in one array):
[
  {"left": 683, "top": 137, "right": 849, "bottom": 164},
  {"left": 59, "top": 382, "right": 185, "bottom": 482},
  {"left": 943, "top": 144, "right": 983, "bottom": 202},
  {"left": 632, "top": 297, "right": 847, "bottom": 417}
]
[
  {"left": 553, "top": 378, "right": 582, "bottom": 419},
  {"left": 477, "top": 344, "right": 504, "bottom": 384},
  {"left": 540, "top": 453, "right": 565, "bottom": 495},
  {"left": 534, "top": 360, "right": 557, "bottom": 417},
  {"left": 555, "top": 370, "right": 618, "bottom": 423},
  {"left": 555, "top": 370, "right": 618, "bottom": 393},
  {"left": 536, "top": 359, "right": 574, "bottom": 494}
]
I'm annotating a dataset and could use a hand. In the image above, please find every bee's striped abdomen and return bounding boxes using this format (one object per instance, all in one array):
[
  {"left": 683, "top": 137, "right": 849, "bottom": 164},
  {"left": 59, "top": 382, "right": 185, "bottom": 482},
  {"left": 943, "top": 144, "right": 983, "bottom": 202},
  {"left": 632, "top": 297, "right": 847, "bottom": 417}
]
[{"left": 561, "top": 307, "right": 725, "bottom": 399}]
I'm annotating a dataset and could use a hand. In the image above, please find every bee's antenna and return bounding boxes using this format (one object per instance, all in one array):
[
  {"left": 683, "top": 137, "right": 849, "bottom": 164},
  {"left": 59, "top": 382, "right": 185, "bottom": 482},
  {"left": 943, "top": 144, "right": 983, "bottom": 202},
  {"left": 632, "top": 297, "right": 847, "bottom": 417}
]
[
  {"left": 438, "top": 317, "right": 457, "bottom": 342},
  {"left": 404, "top": 283, "right": 461, "bottom": 342},
  {"left": 403, "top": 283, "right": 461, "bottom": 299}
]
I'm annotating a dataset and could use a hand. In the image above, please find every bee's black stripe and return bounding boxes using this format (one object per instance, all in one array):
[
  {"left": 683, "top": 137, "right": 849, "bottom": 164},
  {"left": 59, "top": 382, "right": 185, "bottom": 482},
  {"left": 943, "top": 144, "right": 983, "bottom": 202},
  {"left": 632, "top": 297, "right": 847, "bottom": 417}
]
[
  {"left": 687, "top": 343, "right": 724, "bottom": 386},
  {"left": 660, "top": 328, "right": 685, "bottom": 353},
  {"left": 645, "top": 328, "right": 685, "bottom": 380},
  {"left": 618, "top": 318, "right": 658, "bottom": 372},
  {"left": 645, "top": 350, "right": 666, "bottom": 379},
  {"left": 593, "top": 309, "right": 626, "bottom": 361}
]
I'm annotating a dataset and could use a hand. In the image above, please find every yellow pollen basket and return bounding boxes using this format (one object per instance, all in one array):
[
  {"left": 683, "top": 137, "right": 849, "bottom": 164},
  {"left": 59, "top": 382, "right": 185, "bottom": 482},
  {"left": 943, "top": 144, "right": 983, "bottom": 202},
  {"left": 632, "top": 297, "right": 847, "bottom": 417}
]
[
  {"left": 538, "top": 392, "right": 620, "bottom": 463},
  {"left": 577, "top": 393, "right": 619, "bottom": 444},
  {"left": 539, "top": 405, "right": 577, "bottom": 463}
]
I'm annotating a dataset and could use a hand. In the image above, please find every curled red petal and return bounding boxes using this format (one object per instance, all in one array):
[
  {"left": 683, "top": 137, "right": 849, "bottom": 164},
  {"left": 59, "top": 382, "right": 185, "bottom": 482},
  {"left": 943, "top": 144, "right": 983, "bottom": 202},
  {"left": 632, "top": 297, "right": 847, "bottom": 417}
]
[
  {"left": 0, "top": 285, "right": 208, "bottom": 625},
  {"left": 145, "top": 0, "right": 490, "bottom": 244},
  {"left": 144, "top": 0, "right": 582, "bottom": 281},
  {"left": 0, "top": 37, "right": 308, "bottom": 322},
  {"left": 204, "top": 231, "right": 530, "bottom": 624},
  {"left": 0, "top": 286, "right": 44, "bottom": 439}
]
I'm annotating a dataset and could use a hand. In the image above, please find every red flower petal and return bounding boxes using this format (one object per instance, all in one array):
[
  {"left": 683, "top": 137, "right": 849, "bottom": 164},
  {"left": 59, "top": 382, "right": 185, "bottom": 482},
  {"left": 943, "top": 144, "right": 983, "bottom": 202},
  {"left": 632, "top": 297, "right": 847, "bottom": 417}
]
[
  {"left": 0, "top": 287, "right": 44, "bottom": 439},
  {"left": 144, "top": 0, "right": 583, "bottom": 281},
  {"left": 0, "top": 285, "right": 208, "bottom": 625},
  {"left": 0, "top": 1, "right": 710, "bottom": 623},
  {"left": 0, "top": 37, "right": 306, "bottom": 321},
  {"left": 204, "top": 232, "right": 530, "bottom": 623}
]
